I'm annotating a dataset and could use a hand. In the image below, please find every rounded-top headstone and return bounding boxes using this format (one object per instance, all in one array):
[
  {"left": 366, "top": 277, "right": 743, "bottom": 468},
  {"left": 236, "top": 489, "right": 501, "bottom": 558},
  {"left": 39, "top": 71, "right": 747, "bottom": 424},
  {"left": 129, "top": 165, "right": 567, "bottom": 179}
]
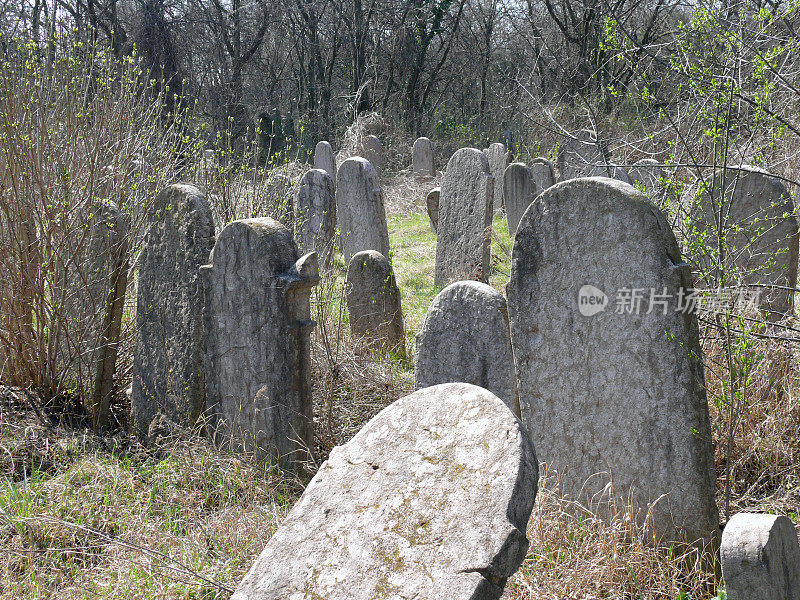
[
  {"left": 416, "top": 281, "right": 519, "bottom": 416},
  {"left": 231, "top": 382, "right": 539, "bottom": 600},
  {"left": 413, "top": 136, "right": 435, "bottom": 177},
  {"left": 314, "top": 140, "right": 337, "bottom": 184},
  {"left": 295, "top": 168, "right": 336, "bottom": 265},
  {"left": 504, "top": 162, "right": 539, "bottom": 236},
  {"left": 426, "top": 187, "right": 441, "bottom": 233},
  {"left": 530, "top": 156, "right": 556, "bottom": 190}
]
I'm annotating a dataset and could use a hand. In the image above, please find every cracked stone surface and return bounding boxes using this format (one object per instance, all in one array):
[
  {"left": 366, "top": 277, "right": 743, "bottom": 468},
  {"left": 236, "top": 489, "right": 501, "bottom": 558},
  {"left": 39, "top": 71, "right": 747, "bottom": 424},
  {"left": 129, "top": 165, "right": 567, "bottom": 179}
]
[{"left": 231, "top": 382, "right": 539, "bottom": 600}]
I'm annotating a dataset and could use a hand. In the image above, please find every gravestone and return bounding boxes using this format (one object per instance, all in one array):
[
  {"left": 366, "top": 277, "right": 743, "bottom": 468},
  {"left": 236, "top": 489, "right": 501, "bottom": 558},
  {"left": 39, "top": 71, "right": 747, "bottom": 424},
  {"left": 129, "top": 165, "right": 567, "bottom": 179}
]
[
  {"left": 201, "top": 219, "right": 318, "bottom": 469},
  {"left": 413, "top": 136, "right": 435, "bottom": 177},
  {"left": 426, "top": 187, "right": 441, "bottom": 233},
  {"left": 231, "top": 382, "right": 539, "bottom": 600},
  {"left": 336, "top": 157, "right": 391, "bottom": 264},
  {"left": 557, "top": 130, "right": 604, "bottom": 181},
  {"left": 416, "top": 281, "right": 519, "bottom": 416},
  {"left": 486, "top": 142, "right": 508, "bottom": 210},
  {"left": 530, "top": 157, "right": 556, "bottom": 191},
  {"left": 434, "top": 148, "right": 493, "bottom": 288},
  {"left": 131, "top": 184, "right": 215, "bottom": 443},
  {"left": 361, "top": 134, "right": 386, "bottom": 177},
  {"left": 507, "top": 177, "right": 719, "bottom": 545},
  {"left": 504, "top": 162, "right": 539, "bottom": 236},
  {"left": 629, "top": 158, "right": 666, "bottom": 201},
  {"left": 688, "top": 166, "right": 798, "bottom": 318},
  {"left": 295, "top": 168, "right": 336, "bottom": 266},
  {"left": 721, "top": 512, "right": 800, "bottom": 600},
  {"left": 314, "top": 140, "right": 337, "bottom": 185},
  {"left": 346, "top": 250, "right": 405, "bottom": 355}
]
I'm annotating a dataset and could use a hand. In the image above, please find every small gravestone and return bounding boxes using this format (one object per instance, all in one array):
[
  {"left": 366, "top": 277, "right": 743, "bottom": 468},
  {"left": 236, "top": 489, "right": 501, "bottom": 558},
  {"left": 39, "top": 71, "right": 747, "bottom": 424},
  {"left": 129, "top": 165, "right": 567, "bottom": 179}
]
[
  {"left": 131, "top": 184, "right": 215, "bottom": 443},
  {"left": 336, "top": 157, "right": 391, "bottom": 264},
  {"left": 629, "top": 158, "right": 666, "bottom": 201},
  {"left": 434, "top": 148, "right": 493, "bottom": 288},
  {"left": 413, "top": 137, "right": 435, "bottom": 177},
  {"left": 530, "top": 157, "right": 556, "bottom": 190},
  {"left": 557, "top": 130, "right": 604, "bottom": 181},
  {"left": 687, "top": 166, "right": 798, "bottom": 318},
  {"left": 314, "top": 140, "right": 337, "bottom": 185},
  {"left": 346, "top": 250, "right": 405, "bottom": 355},
  {"left": 361, "top": 134, "right": 386, "bottom": 177},
  {"left": 426, "top": 187, "right": 441, "bottom": 233},
  {"left": 416, "top": 281, "right": 519, "bottom": 416},
  {"left": 201, "top": 219, "right": 318, "bottom": 469},
  {"left": 486, "top": 142, "right": 508, "bottom": 210},
  {"left": 504, "top": 162, "right": 539, "bottom": 236},
  {"left": 231, "top": 382, "right": 539, "bottom": 600},
  {"left": 721, "top": 512, "right": 800, "bottom": 600},
  {"left": 507, "top": 177, "right": 719, "bottom": 545},
  {"left": 295, "top": 168, "right": 336, "bottom": 266}
]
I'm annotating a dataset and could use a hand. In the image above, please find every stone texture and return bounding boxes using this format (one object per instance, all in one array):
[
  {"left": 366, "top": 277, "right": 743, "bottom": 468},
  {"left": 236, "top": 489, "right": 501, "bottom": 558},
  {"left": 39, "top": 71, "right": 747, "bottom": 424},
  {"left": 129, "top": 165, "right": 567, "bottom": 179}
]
[
  {"left": 426, "top": 187, "right": 440, "bottom": 233},
  {"left": 314, "top": 140, "right": 337, "bottom": 185},
  {"left": 629, "top": 158, "right": 666, "bottom": 201},
  {"left": 504, "top": 162, "right": 539, "bottom": 236},
  {"left": 530, "top": 157, "right": 556, "bottom": 190},
  {"left": 131, "top": 184, "right": 214, "bottom": 443},
  {"left": 416, "top": 281, "right": 519, "bottom": 416},
  {"left": 687, "top": 165, "right": 798, "bottom": 318},
  {"left": 413, "top": 136, "right": 435, "bottom": 177},
  {"left": 231, "top": 382, "right": 539, "bottom": 600},
  {"left": 434, "top": 148, "right": 493, "bottom": 288},
  {"left": 721, "top": 512, "right": 800, "bottom": 600},
  {"left": 336, "top": 157, "right": 391, "bottom": 265},
  {"left": 361, "top": 134, "right": 386, "bottom": 177},
  {"left": 507, "top": 177, "right": 718, "bottom": 545},
  {"left": 557, "top": 130, "right": 604, "bottom": 181},
  {"left": 294, "top": 168, "right": 336, "bottom": 266},
  {"left": 346, "top": 250, "right": 405, "bottom": 355},
  {"left": 486, "top": 142, "right": 508, "bottom": 210},
  {"left": 201, "top": 219, "right": 318, "bottom": 469}
]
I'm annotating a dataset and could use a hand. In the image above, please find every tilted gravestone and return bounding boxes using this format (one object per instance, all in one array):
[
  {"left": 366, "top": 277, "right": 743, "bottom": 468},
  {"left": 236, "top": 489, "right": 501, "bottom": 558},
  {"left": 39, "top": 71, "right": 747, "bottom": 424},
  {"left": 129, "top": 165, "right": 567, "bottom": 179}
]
[
  {"left": 336, "top": 157, "right": 391, "bottom": 264},
  {"left": 530, "top": 156, "right": 556, "bottom": 190},
  {"left": 426, "top": 187, "right": 440, "bottom": 233},
  {"left": 294, "top": 168, "right": 336, "bottom": 266},
  {"left": 416, "top": 281, "right": 519, "bottom": 416},
  {"left": 131, "top": 184, "right": 215, "bottom": 443},
  {"left": 507, "top": 177, "right": 719, "bottom": 545},
  {"left": 629, "top": 158, "right": 666, "bottom": 201},
  {"left": 314, "top": 140, "right": 337, "bottom": 185},
  {"left": 201, "top": 219, "right": 318, "bottom": 469},
  {"left": 434, "top": 148, "right": 493, "bottom": 288},
  {"left": 504, "top": 162, "right": 539, "bottom": 236},
  {"left": 413, "top": 137, "right": 435, "bottom": 177},
  {"left": 346, "top": 250, "right": 405, "bottom": 356},
  {"left": 721, "top": 512, "right": 800, "bottom": 600},
  {"left": 687, "top": 165, "right": 798, "bottom": 318},
  {"left": 486, "top": 142, "right": 508, "bottom": 210},
  {"left": 231, "top": 382, "right": 539, "bottom": 600}
]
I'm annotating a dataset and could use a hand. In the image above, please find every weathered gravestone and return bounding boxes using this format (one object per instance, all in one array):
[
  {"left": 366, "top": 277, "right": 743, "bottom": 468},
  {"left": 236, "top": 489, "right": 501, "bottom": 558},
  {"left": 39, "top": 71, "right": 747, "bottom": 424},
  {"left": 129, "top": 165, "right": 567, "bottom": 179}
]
[
  {"left": 504, "top": 162, "right": 539, "bottom": 236},
  {"left": 361, "top": 134, "right": 386, "bottom": 177},
  {"left": 231, "top": 382, "right": 539, "bottom": 600},
  {"left": 416, "top": 281, "right": 519, "bottom": 416},
  {"left": 336, "top": 157, "right": 391, "bottom": 264},
  {"left": 426, "top": 187, "right": 441, "bottom": 233},
  {"left": 530, "top": 157, "right": 556, "bottom": 190},
  {"left": 507, "top": 177, "right": 719, "bottom": 545},
  {"left": 687, "top": 166, "right": 799, "bottom": 318},
  {"left": 557, "top": 130, "right": 604, "bottom": 181},
  {"left": 201, "top": 219, "right": 318, "bottom": 469},
  {"left": 629, "top": 158, "right": 666, "bottom": 201},
  {"left": 721, "top": 512, "right": 800, "bottom": 600},
  {"left": 413, "top": 136, "right": 435, "bottom": 177},
  {"left": 314, "top": 140, "right": 337, "bottom": 185},
  {"left": 434, "top": 148, "right": 493, "bottom": 288},
  {"left": 132, "top": 185, "right": 215, "bottom": 443},
  {"left": 346, "top": 250, "right": 405, "bottom": 356},
  {"left": 486, "top": 142, "right": 508, "bottom": 210},
  {"left": 295, "top": 168, "right": 336, "bottom": 266}
]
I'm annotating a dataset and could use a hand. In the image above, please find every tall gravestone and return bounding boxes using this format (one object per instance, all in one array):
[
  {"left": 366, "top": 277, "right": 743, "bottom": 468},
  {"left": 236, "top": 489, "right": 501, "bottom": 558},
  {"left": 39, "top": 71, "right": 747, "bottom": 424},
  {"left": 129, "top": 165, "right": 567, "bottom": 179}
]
[
  {"left": 416, "top": 281, "right": 519, "bottom": 416},
  {"left": 434, "top": 148, "right": 493, "bottom": 288},
  {"left": 231, "top": 383, "right": 539, "bottom": 600},
  {"left": 131, "top": 184, "right": 215, "bottom": 443},
  {"left": 413, "top": 137, "right": 435, "bottom": 177},
  {"left": 504, "top": 162, "right": 539, "bottom": 236},
  {"left": 346, "top": 250, "right": 405, "bottom": 356},
  {"left": 295, "top": 168, "right": 336, "bottom": 266},
  {"left": 486, "top": 142, "right": 508, "bottom": 210},
  {"left": 426, "top": 187, "right": 441, "bottom": 233},
  {"left": 721, "top": 512, "right": 800, "bottom": 600},
  {"left": 361, "top": 134, "right": 386, "bottom": 177},
  {"left": 201, "top": 219, "right": 318, "bottom": 469},
  {"left": 688, "top": 166, "right": 798, "bottom": 318},
  {"left": 314, "top": 140, "right": 337, "bottom": 186},
  {"left": 507, "top": 177, "right": 718, "bottom": 545},
  {"left": 336, "top": 157, "right": 390, "bottom": 264},
  {"left": 530, "top": 157, "right": 556, "bottom": 190}
]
